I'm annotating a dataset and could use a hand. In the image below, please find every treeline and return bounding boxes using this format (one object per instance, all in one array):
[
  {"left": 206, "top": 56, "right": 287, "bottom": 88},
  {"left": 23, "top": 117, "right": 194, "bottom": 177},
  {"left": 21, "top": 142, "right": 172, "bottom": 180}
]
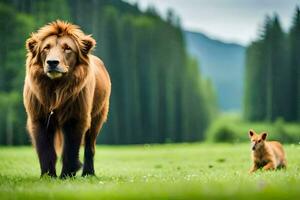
[
  {"left": 244, "top": 7, "right": 300, "bottom": 122},
  {"left": 0, "top": 0, "right": 217, "bottom": 145}
]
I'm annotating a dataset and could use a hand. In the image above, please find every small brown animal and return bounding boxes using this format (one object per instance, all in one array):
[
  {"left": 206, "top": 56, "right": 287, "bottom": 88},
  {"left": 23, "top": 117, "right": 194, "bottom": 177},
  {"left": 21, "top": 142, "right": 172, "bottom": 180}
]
[
  {"left": 24, "top": 20, "right": 111, "bottom": 178},
  {"left": 248, "top": 129, "right": 287, "bottom": 173}
]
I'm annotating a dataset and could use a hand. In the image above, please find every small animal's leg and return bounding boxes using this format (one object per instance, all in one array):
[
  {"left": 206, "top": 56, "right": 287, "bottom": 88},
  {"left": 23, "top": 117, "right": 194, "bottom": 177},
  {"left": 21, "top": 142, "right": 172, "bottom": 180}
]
[
  {"left": 249, "top": 164, "right": 258, "bottom": 173},
  {"left": 263, "top": 162, "right": 275, "bottom": 171},
  {"left": 280, "top": 159, "right": 287, "bottom": 169}
]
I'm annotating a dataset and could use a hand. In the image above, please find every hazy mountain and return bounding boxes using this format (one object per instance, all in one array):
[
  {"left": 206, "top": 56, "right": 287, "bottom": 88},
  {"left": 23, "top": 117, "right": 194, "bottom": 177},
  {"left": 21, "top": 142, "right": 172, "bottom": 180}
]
[{"left": 184, "top": 31, "right": 246, "bottom": 112}]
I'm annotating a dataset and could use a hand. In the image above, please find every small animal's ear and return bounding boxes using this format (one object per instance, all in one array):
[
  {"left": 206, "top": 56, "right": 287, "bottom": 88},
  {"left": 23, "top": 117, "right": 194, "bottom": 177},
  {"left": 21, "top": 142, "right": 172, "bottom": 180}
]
[
  {"left": 261, "top": 132, "right": 268, "bottom": 140},
  {"left": 81, "top": 35, "right": 96, "bottom": 55},
  {"left": 26, "top": 36, "right": 38, "bottom": 55},
  {"left": 249, "top": 129, "right": 255, "bottom": 138}
]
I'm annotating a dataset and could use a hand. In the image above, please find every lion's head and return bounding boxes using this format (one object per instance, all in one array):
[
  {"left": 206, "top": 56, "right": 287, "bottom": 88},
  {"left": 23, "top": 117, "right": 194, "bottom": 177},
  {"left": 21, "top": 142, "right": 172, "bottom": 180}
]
[{"left": 26, "top": 20, "right": 96, "bottom": 80}]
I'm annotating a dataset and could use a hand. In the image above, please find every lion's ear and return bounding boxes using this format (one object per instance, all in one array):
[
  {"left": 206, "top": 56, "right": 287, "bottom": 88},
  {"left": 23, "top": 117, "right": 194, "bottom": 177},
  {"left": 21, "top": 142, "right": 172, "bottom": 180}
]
[
  {"left": 26, "top": 36, "right": 38, "bottom": 55},
  {"left": 81, "top": 35, "right": 96, "bottom": 55}
]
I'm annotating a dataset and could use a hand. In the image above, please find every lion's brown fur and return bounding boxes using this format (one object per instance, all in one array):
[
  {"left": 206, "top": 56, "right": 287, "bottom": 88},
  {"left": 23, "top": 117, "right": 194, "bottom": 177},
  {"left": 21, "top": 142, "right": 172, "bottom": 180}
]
[{"left": 23, "top": 20, "right": 111, "bottom": 177}]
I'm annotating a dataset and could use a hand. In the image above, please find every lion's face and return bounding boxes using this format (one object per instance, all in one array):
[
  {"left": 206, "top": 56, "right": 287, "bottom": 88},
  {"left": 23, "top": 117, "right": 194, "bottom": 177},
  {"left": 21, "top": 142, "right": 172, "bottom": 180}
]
[
  {"left": 26, "top": 21, "right": 96, "bottom": 81},
  {"left": 40, "top": 35, "right": 77, "bottom": 79}
]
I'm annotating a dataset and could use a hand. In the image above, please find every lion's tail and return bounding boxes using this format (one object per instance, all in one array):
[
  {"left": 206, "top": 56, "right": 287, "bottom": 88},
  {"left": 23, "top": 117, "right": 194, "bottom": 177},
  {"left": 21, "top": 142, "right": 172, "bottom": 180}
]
[{"left": 54, "top": 130, "right": 63, "bottom": 155}]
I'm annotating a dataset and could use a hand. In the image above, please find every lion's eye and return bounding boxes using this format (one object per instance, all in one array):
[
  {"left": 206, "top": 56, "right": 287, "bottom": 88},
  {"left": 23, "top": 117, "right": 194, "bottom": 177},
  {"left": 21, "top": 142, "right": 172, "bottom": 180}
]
[
  {"left": 64, "top": 45, "right": 72, "bottom": 53},
  {"left": 258, "top": 139, "right": 261, "bottom": 143},
  {"left": 43, "top": 45, "right": 50, "bottom": 51}
]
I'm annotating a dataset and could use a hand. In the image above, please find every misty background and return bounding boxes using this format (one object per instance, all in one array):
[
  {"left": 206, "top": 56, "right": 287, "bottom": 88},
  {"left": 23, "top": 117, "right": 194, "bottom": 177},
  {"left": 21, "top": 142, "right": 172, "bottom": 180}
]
[{"left": 127, "top": 0, "right": 300, "bottom": 112}]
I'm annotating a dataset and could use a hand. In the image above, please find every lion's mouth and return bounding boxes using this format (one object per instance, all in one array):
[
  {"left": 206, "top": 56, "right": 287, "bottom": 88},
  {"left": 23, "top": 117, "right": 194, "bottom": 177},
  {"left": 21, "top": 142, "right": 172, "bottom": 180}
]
[
  {"left": 46, "top": 71, "right": 64, "bottom": 79},
  {"left": 45, "top": 66, "right": 68, "bottom": 79}
]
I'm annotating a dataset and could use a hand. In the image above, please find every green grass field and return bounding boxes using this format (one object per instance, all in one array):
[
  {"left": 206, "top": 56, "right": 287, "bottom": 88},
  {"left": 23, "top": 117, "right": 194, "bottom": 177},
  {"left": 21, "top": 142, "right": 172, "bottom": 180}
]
[{"left": 0, "top": 143, "right": 300, "bottom": 200}]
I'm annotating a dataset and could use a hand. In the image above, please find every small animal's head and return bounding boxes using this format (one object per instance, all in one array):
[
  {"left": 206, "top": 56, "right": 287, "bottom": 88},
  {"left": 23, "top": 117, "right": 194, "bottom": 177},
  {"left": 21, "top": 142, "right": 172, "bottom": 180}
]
[
  {"left": 248, "top": 129, "right": 267, "bottom": 151},
  {"left": 26, "top": 20, "right": 96, "bottom": 80}
]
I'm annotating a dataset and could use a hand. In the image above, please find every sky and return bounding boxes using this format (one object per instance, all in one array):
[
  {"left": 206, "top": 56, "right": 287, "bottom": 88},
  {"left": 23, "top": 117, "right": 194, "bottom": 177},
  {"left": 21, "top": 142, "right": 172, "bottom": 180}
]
[{"left": 125, "top": 0, "right": 300, "bottom": 45}]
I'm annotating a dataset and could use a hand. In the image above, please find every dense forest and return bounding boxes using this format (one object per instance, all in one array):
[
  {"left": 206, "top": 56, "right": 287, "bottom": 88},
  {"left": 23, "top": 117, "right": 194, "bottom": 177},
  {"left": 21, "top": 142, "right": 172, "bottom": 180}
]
[
  {"left": 0, "top": 0, "right": 217, "bottom": 145},
  {"left": 244, "top": 7, "right": 300, "bottom": 122}
]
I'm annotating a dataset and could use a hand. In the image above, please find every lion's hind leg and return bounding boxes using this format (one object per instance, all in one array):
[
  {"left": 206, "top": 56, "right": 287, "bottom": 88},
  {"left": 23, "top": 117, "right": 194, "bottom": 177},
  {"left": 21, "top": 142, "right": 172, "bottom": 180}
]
[{"left": 82, "top": 113, "right": 105, "bottom": 177}]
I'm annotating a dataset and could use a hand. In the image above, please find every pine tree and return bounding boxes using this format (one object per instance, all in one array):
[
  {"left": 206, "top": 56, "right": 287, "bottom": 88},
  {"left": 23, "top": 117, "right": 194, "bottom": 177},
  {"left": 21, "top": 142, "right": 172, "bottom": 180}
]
[
  {"left": 244, "top": 16, "right": 271, "bottom": 121},
  {"left": 0, "top": 3, "right": 33, "bottom": 145},
  {"left": 244, "top": 11, "right": 298, "bottom": 122},
  {"left": 289, "top": 7, "right": 300, "bottom": 121},
  {"left": 265, "top": 16, "right": 290, "bottom": 121},
  {"left": 100, "top": 7, "right": 122, "bottom": 144}
]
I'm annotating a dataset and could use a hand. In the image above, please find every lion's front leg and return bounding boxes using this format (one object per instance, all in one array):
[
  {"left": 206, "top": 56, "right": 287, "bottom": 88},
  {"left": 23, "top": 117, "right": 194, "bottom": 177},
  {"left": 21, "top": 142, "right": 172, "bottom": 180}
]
[
  {"left": 30, "top": 118, "right": 57, "bottom": 178},
  {"left": 60, "top": 119, "right": 84, "bottom": 178}
]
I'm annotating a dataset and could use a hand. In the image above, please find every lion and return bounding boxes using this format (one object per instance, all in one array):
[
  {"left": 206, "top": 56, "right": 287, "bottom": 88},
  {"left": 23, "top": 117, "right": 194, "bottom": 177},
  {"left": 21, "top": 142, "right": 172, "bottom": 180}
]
[{"left": 23, "top": 20, "right": 111, "bottom": 178}]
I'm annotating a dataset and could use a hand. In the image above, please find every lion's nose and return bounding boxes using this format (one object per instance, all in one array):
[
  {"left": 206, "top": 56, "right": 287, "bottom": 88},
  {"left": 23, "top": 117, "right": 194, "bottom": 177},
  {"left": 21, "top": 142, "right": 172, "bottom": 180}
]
[{"left": 47, "top": 60, "right": 59, "bottom": 68}]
